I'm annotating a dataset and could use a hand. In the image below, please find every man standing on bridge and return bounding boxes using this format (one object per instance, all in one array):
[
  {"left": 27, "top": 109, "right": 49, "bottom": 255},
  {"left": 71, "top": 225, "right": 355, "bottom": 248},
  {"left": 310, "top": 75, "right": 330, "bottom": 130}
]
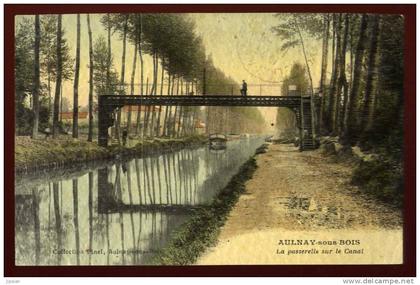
[{"left": 240, "top": 80, "right": 248, "bottom": 96}]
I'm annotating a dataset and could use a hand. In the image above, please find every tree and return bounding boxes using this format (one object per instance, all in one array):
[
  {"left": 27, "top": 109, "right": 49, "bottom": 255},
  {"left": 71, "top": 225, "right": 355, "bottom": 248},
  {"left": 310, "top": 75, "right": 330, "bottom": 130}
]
[
  {"left": 100, "top": 13, "right": 113, "bottom": 95},
  {"left": 361, "top": 14, "right": 404, "bottom": 155},
  {"left": 15, "top": 18, "right": 35, "bottom": 134},
  {"left": 277, "top": 62, "right": 309, "bottom": 138},
  {"left": 327, "top": 14, "right": 342, "bottom": 133},
  {"left": 87, "top": 14, "right": 94, "bottom": 142},
  {"left": 281, "top": 63, "right": 309, "bottom": 96},
  {"left": 343, "top": 14, "right": 368, "bottom": 145},
  {"left": 272, "top": 13, "right": 324, "bottom": 139},
  {"left": 319, "top": 14, "right": 330, "bottom": 94},
  {"left": 127, "top": 38, "right": 138, "bottom": 135},
  {"left": 72, "top": 14, "right": 81, "bottom": 138},
  {"left": 15, "top": 18, "right": 51, "bottom": 135},
  {"left": 116, "top": 14, "right": 129, "bottom": 143},
  {"left": 61, "top": 97, "right": 71, "bottom": 112},
  {"left": 40, "top": 15, "right": 74, "bottom": 119},
  {"left": 335, "top": 13, "right": 350, "bottom": 135},
  {"left": 101, "top": 13, "right": 135, "bottom": 142},
  {"left": 360, "top": 15, "right": 381, "bottom": 135},
  {"left": 52, "top": 15, "right": 62, "bottom": 138},
  {"left": 92, "top": 36, "right": 120, "bottom": 97},
  {"left": 319, "top": 14, "right": 330, "bottom": 131},
  {"left": 32, "top": 15, "right": 41, "bottom": 138},
  {"left": 272, "top": 14, "right": 323, "bottom": 95},
  {"left": 136, "top": 14, "right": 145, "bottom": 135}
]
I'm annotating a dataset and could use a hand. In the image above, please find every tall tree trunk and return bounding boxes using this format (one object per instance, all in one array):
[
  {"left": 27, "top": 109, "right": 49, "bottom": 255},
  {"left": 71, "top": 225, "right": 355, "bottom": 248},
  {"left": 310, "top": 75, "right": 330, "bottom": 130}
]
[
  {"left": 166, "top": 74, "right": 175, "bottom": 136},
  {"left": 334, "top": 14, "right": 349, "bottom": 135},
  {"left": 52, "top": 15, "right": 62, "bottom": 138},
  {"left": 87, "top": 14, "right": 94, "bottom": 142},
  {"left": 106, "top": 13, "right": 111, "bottom": 94},
  {"left": 327, "top": 14, "right": 341, "bottom": 133},
  {"left": 176, "top": 79, "right": 185, "bottom": 137},
  {"left": 186, "top": 82, "right": 192, "bottom": 135},
  {"left": 319, "top": 14, "right": 330, "bottom": 132},
  {"left": 343, "top": 14, "right": 369, "bottom": 145},
  {"left": 115, "top": 14, "right": 129, "bottom": 144},
  {"left": 188, "top": 82, "right": 195, "bottom": 135},
  {"left": 319, "top": 14, "right": 330, "bottom": 94},
  {"left": 191, "top": 81, "right": 199, "bottom": 134},
  {"left": 162, "top": 74, "right": 171, "bottom": 136},
  {"left": 361, "top": 15, "right": 381, "bottom": 134},
  {"left": 142, "top": 78, "right": 150, "bottom": 138},
  {"left": 295, "top": 20, "right": 314, "bottom": 95},
  {"left": 127, "top": 40, "right": 138, "bottom": 135},
  {"left": 349, "top": 44, "right": 354, "bottom": 95},
  {"left": 155, "top": 57, "right": 165, "bottom": 137},
  {"left": 154, "top": 53, "right": 159, "bottom": 96},
  {"left": 348, "top": 14, "right": 355, "bottom": 95},
  {"left": 136, "top": 15, "right": 144, "bottom": 136},
  {"left": 149, "top": 52, "right": 156, "bottom": 95},
  {"left": 172, "top": 77, "right": 180, "bottom": 137},
  {"left": 149, "top": 52, "right": 158, "bottom": 138},
  {"left": 32, "top": 15, "right": 40, "bottom": 139},
  {"left": 331, "top": 14, "right": 336, "bottom": 77},
  {"left": 59, "top": 86, "right": 63, "bottom": 123},
  {"left": 72, "top": 14, "right": 80, "bottom": 138},
  {"left": 48, "top": 69, "right": 52, "bottom": 124}
]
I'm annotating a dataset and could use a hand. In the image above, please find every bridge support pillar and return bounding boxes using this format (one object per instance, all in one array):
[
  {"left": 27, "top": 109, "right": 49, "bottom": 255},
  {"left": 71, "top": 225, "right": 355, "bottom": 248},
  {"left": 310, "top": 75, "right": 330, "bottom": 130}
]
[{"left": 98, "top": 96, "right": 118, "bottom": 147}]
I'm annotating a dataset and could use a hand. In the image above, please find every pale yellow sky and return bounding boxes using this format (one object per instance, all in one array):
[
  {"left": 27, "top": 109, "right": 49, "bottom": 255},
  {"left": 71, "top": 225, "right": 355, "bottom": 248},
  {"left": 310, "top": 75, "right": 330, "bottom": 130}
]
[{"left": 16, "top": 13, "right": 325, "bottom": 125}]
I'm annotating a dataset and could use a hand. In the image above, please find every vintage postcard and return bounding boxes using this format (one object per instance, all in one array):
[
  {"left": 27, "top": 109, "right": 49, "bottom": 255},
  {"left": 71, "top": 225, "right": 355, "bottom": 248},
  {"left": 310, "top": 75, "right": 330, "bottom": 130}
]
[{"left": 4, "top": 4, "right": 415, "bottom": 277}]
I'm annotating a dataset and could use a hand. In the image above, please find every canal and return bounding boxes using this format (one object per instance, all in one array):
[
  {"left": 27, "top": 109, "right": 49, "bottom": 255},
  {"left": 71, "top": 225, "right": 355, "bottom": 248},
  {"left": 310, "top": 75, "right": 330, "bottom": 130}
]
[{"left": 15, "top": 136, "right": 266, "bottom": 265}]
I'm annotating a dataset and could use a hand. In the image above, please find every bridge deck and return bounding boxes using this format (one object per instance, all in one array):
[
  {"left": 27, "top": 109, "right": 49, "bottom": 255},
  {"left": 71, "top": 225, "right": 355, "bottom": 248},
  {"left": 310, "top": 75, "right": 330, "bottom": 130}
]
[{"left": 99, "top": 95, "right": 306, "bottom": 107}]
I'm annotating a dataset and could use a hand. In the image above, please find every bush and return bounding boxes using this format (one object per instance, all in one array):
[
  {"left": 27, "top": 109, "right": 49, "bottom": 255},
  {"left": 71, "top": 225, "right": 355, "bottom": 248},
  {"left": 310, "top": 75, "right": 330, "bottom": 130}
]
[
  {"left": 351, "top": 156, "right": 403, "bottom": 208},
  {"left": 16, "top": 101, "right": 50, "bottom": 135}
]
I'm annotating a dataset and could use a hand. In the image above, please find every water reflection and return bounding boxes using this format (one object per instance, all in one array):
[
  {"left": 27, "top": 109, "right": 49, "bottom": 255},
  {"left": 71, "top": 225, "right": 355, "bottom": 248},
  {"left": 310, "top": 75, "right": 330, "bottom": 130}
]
[{"left": 15, "top": 137, "right": 265, "bottom": 265}]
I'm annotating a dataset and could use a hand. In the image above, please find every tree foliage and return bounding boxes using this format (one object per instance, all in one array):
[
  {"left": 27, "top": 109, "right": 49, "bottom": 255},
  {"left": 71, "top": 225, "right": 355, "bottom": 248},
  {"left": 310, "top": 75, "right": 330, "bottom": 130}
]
[
  {"left": 92, "top": 36, "right": 120, "bottom": 97},
  {"left": 280, "top": 63, "right": 309, "bottom": 96}
]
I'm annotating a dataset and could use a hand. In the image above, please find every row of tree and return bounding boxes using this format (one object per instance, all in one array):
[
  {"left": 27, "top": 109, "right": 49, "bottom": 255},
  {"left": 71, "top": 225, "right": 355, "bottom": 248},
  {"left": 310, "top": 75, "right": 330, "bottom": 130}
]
[
  {"left": 15, "top": 13, "right": 265, "bottom": 142},
  {"left": 273, "top": 13, "right": 404, "bottom": 156},
  {"left": 15, "top": 15, "right": 74, "bottom": 136}
]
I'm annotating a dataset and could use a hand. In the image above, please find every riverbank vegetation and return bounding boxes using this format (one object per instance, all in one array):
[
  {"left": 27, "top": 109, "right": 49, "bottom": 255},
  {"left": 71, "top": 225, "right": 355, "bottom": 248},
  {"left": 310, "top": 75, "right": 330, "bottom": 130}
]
[
  {"left": 273, "top": 14, "right": 404, "bottom": 207},
  {"left": 15, "top": 134, "right": 207, "bottom": 173}
]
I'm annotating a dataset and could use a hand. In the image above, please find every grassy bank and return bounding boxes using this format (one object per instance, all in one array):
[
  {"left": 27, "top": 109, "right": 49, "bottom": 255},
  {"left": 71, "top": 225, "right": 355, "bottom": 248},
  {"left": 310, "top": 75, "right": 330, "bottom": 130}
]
[
  {"left": 152, "top": 156, "right": 259, "bottom": 265},
  {"left": 351, "top": 156, "right": 403, "bottom": 208},
  {"left": 320, "top": 138, "right": 403, "bottom": 208},
  {"left": 15, "top": 135, "right": 207, "bottom": 173}
]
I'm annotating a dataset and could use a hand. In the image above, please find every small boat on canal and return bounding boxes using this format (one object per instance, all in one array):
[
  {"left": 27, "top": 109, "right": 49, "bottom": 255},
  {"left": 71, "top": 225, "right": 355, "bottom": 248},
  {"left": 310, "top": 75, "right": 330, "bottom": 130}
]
[{"left": 209, "top": 133, "right": 227, "bottom": 150}]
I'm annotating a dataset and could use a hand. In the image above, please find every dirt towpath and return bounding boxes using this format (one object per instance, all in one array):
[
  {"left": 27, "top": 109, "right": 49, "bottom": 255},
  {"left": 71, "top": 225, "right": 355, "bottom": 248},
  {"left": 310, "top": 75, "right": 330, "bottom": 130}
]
[{"left": 197, "top": 144, "right": 402, "bottom": 265}]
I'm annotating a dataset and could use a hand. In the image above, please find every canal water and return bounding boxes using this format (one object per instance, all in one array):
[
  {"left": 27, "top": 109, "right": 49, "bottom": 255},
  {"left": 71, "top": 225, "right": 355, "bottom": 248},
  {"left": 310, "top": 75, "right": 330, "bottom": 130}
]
[{"left": 15, "top": 136, "right": 266, "bottom": 265}]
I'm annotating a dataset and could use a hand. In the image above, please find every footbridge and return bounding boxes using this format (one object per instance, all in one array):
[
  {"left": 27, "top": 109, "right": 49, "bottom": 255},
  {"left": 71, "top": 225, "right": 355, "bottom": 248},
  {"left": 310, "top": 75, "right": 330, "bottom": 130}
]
[{"left": 98, "top": 95, "right": 316, "bottom": 150}]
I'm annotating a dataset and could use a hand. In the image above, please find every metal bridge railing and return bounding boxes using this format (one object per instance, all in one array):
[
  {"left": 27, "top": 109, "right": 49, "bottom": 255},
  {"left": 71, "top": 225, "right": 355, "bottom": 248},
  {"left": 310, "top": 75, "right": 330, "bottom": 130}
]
[{"left": 110, "top": 83, "right": 286, "bottom": 97}]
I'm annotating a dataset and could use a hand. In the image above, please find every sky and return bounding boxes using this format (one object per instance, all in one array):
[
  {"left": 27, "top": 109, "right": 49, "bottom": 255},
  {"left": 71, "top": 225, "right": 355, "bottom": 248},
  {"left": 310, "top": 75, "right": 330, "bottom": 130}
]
[{"left": 16, "top": 13, "right": 325, "bottom": 125}]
